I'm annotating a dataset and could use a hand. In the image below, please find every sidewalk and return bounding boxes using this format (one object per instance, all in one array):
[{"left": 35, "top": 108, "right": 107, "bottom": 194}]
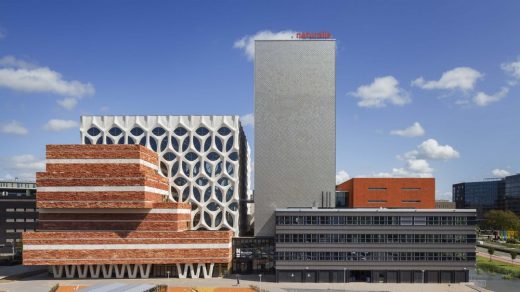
[
  {"left": 477, "top": 251, "right": 520, "bottom": 265},
  {"left": 0, "top": 265, "right": 47, "bottom": 280}
]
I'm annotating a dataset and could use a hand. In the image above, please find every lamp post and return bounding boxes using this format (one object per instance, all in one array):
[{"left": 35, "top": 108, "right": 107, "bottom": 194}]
[
  {"left": 421, "top": 270, "right": 425, "bottom": 284},
  {"left": 166, "top": 270, "right": 170, "bottom": 279},
  {"left": 463, "top": 267, "right": 467, "bottom": 282},
  {"left": 343, "top": 268, "right": 346, "bottom": 284}
]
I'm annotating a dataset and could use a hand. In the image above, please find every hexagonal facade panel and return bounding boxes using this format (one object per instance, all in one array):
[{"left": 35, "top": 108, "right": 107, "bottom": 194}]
[{"left": 80, "top": 116, "right": 250, "bottom": 235}]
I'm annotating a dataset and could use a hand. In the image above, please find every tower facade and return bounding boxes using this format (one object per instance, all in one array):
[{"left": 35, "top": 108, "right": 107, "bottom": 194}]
[
  {"left": 80, "top": 115, "right": 250, "bottom": 236},
  {"left": 254, "top": 40, "right": 336, "bottom": 236}
]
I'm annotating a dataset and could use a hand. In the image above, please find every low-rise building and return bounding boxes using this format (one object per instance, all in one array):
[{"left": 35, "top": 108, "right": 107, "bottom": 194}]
[
  {"left": 275, "top": 208, "right": 476, "bottom": 283},
  {"left": 435, "top": 200, "right": 456, "bottom": 209},
  {"left": 336, "top": 178, "right": 435, "bottom": 209}
]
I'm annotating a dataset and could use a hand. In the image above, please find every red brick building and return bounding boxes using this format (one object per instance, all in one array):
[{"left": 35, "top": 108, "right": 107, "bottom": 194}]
[
  {"left": 23, "top": 145, "right": 232, "bottom": 278},
  {"left": 336, "top": 178, "right": 435, "bottom": 209}
]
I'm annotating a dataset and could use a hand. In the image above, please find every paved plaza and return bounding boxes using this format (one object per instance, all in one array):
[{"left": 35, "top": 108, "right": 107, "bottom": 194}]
[{"left": 0, "top": 271, "right": 485, "bottom": 292}]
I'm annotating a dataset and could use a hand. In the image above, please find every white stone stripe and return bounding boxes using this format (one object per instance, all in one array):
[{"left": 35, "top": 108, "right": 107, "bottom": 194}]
[
  {"left": 37, "top": 186, "right": 169, "bottom": 196},
  {"left": 38, "top": 220, "right": 191, "bottom": 222},
  {"left": 46, "top": 159, "right": 157, "bottom": 170},
  {"left": 39, "top": 209, "right": 190, "bottom": 214},
  {"left": 25, "top": 243, "right": 231, "bottom": 250}
]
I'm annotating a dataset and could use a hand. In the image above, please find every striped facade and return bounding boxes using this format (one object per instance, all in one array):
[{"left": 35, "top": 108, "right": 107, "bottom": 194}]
[{"left": 23, "top": 144, "right": 232, "bottom": 279}]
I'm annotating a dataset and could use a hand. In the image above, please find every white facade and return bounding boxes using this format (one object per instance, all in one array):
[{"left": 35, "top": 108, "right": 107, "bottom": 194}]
[{"left": 80, "top": 115, "right": 250, "bottom": 235}]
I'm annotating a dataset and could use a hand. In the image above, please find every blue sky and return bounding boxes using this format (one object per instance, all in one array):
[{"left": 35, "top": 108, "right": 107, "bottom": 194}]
[{"left": 1, "top": 0, "right": 519, "bottom": 200}]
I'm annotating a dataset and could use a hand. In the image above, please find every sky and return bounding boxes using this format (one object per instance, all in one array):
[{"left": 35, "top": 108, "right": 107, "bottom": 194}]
[{"left": 1, "top": 0, "right": 519, "bottom": 200}]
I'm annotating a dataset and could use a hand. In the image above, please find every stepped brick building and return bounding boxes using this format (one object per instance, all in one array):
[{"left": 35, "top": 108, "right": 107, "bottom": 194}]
[{"left": 23, "top": 144, "right": 232, "bottom": 278}]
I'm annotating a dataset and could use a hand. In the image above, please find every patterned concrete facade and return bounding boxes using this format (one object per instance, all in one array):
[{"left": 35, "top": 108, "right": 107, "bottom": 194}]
[
  {"left": 80, "top": 115, "right": 251, "bottom": 236},
  {"left": 23, "top": 144, "right": 232, "bottom": 278}
]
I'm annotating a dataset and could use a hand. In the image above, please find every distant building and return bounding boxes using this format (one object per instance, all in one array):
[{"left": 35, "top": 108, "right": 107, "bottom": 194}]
[
  {"left": 452, "top": 174, "right": 520, "bottom": 220},
  {"left": 504, "top": 174, "right": 520, "bottom": 217},
  {"left": 0, "top": 180, "right": 37, "bottom": 260},
  {"left": 435, "top": 200, "right": 456, "bottom": 209},
  {"left": 336, "top": 178, "right": 435, "bottom": 209}
]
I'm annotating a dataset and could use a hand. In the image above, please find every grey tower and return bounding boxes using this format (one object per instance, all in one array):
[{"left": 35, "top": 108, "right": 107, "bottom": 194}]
[{"left": 254, "top": 40, "right": 336, "bottom": 236}]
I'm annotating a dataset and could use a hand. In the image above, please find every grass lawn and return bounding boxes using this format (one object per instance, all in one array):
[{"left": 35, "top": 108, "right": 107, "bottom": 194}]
[{"left": 477, "top": 255, "right": 520, "bottom": 278}]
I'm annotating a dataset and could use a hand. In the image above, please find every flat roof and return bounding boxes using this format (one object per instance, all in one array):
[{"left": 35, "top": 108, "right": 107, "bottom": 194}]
[{"left": 276, "top": 208, "right": 476, "bottom": 213}]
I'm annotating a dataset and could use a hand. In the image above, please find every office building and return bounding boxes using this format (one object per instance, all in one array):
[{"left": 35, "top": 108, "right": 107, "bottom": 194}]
[
  {"left": 0, "top": 180, "right": 37, "bottom": 260},
  {"left": 453, "top": 179, "right": 506, "bottom": 220},
  {"left": 336, "top": 178, "right": 435, "bottom": 209},
  {"left": 254, "top": 39, "right": 336, "bottom": 236},
  {"left": 504, "top": 174, "right": 520, "bottom": 217},
  {"left": 275, "top": 208, "right": 476, "bottom": 283},
  {"left": 23, "top": 145, "right": 232, "bottom": 278},
  {"left": 80, "top": 115, "right": 251, "bottom": 236}
]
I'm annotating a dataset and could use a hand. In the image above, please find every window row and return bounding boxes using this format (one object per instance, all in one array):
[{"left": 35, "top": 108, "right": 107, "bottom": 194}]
[
  {"left": 276, "top": 233, "right": 476, "bottom": 244},
  {"left": 276, "top": 251, "right": 476, "bottom": 262},
  {"left": 276, "top": 215, "right": 476, "bottom": 226},
  {"left": 5, "top": 218, "right": 35, "bottom": 222},
  {"left": 87, "top": 126, "right": 234, "bottom": 138},
  {"left": 4, "top": 208, "right": 35, "bottom": 212}
]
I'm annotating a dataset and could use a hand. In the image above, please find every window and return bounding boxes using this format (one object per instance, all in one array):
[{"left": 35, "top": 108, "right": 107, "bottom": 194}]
[
  {"left": 368, "top": 187, "right": 387, "bottom": 190},
  {"left": 401, "top": 187, "right": 421, "bottom": 191},
  {"left": 368, "top": 200, "right": 387, "bottom": 203},
  {"left": 402, "top": 200, "right": 421, "bottom": 203},
  {"left": 400, "top": 216, "right": 413, "bottom": 226},
  {"left": 414, "top": 216, "right": 426, "bottom": 226}
]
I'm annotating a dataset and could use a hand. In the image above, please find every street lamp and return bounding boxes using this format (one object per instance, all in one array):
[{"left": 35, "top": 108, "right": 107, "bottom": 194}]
[
  {"left": 259, "top": 274, "right": 262, "bottom": 283},
  {"left": 166, "top": 271, "right": 170, "bottom": 279},
  {"left": 421, "top": 270, "right": 425, "bottom": 284},
  {"left": 463, "top": 268, "right": 467, "bottom": 282},
  {"left": 343, "top": 268, "right": 346, "bottom": 284}
]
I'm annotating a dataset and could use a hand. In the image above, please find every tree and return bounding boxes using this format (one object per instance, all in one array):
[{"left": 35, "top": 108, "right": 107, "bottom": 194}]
[
  {"left": 488, "top": 248, "right": 495, "bottom": 261},
  {"left": 482, "top": 210, "right": 520, "bottom": 232},
  {"left": 511, "top": 251, "right": 517, "bottom": 264}
]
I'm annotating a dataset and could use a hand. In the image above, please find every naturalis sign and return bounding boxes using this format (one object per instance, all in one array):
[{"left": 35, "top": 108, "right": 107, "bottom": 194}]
[{"left": 296, "top": 32, "right": 332, "bottom": 39}]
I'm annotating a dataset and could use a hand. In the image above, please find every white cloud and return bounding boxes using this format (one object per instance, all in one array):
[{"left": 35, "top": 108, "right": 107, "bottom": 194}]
[
  {"left": 57, "top": 97, "right": 79, "bottom": 110},
  {"left": 43, "top": 119, "right": 78, "bottom": 131},
  {"left": 0, "top": 56, "right": 35, "bottom": 69},
  {"left": 0, "top": 154, "right": 45, "bottom": 180},
  {"left": 336, "top": 170, "right": 350, "bottom": 184},
  {"left": 407, "top": 159, "right": 433, "bottom": 174},
  {"left": 492, "top": 168, "right": 511, "bottom": 178},
  {"left": 473, "top": 87, "right": 509, "bottom": 107},
  {"left": 412, "top": 67, "right": 483, "bottom": 91},
  {"left": 0, "top": 56, "right": 94, "bottom": 108},
  {"left": 350, "top": 76, "right": 411, "bottom": 108},
  {"left": 390, "top": 122, "right": 425, "bottom": 137},
  {"left": 501, "top": 57, "right": 520, "bottom": 80},
  {"left": 436, "top": 191, "right": 452, "bottom": 200},
  {"left": 373, "top": 159, "right": 434, "bottom": 178},
  {"left": 240, "top": 113, "right": 254, "bottom": 127},
  {"left": 404, "top": 139, "right": 460, "bottom": 161},
  {"left": 0, "top": 120, "right": 28, "bottom": 135},
  {"left": 234, "top": 30, "right": 296, "bottom": 61}
]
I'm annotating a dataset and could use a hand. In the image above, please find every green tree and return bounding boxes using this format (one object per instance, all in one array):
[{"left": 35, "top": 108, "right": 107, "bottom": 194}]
[
  {"left": 482, "top": 210, "right": 520, "bottom": 232},
  {"left": 511, "top": 251, "right": 517, "bottom": 264},
  {"left": 488, "top": 248, "right": 495, "bottom": 261}
]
